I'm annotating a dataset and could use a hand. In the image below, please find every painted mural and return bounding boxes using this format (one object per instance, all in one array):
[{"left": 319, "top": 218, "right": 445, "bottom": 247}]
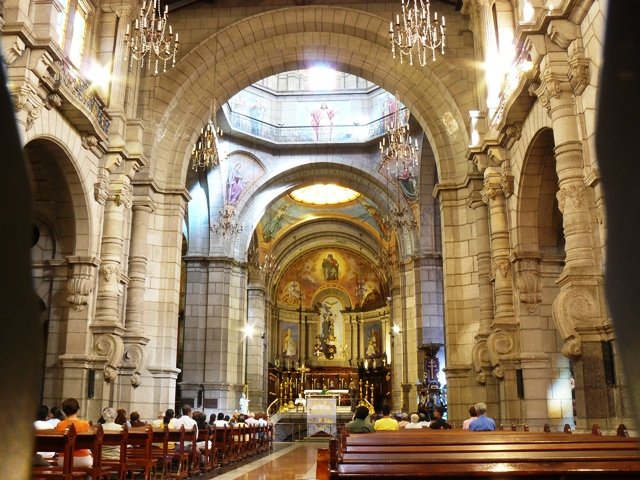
[
  {"left": 223, "top": 153, "right": 265, "bottom": 206},
  {"left": 380, "top": 160, "right": 419, "bottom": 203},
  {"left": 276, "top": 247, "right": 383, "bottom": 309},
  {"left": 259, "top": 196, "right": 388, "bottom": 244}
]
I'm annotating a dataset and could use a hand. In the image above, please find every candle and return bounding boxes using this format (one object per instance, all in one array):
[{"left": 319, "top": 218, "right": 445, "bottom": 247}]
[
  {"left": 389, "top": 21, "right": 393, "bottom": 33},
  {"left": 442, "top": 16, "right": 445, "bottom": 26},
  {"left": 175, "top": 32, "right": 179, "bottom": 42},
  {"left": 169, "top": 25, "right": 172, "bottom": 35},
  {"left": 126, "top": 24, "right": 130, "bottom": 35},
  {"left": 142, "top": 1, "right": 146, "bottom": 10},
  {"left": 396, "top": 14, "right": 400, "bottom": 25}
]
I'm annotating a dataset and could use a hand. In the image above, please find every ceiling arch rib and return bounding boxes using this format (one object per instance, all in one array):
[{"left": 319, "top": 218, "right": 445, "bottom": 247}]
[{"left": 143, "top": 6, "right": 471, "bottom": 189}]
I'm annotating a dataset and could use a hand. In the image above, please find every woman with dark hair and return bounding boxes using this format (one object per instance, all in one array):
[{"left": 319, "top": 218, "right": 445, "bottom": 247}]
[
  {"left": 47, "top": 406, "right": 64, "bottom": 428},
  {"left": 115, "top": 408, "right": 128, "bottom": 426},
  {"left": 163, "top": 408, "right": 175, "bottom": 426},
  {"left": 54, "top": 398, "right": 93, "bottom": 467}
]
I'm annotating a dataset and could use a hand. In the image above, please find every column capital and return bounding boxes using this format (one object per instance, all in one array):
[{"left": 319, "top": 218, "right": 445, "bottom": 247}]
[{"left": 481, "top": 167, "right": 504, "bottom": 203}]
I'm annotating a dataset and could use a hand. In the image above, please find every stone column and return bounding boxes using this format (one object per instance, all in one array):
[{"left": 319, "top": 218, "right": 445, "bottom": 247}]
[
  {"left": 532, "top": 41, "right": 611, "bottom": 428},
  {"left": 482, "top": 162, "right": 521, "bottom": 424},
  {"left": 247, "top": 278, "right": 267, "bottom": 411},
  {"left": 92, "top": 157, "right": 137, "bottom": 395},
  {"left": 118, "top": 193, "right": 155, "bottom": 402}
]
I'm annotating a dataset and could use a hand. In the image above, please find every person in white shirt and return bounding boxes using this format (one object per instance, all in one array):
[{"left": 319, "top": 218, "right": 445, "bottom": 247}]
[
  {"left": 404, "top": 413, "right": 423, "bottom": 429},
  {"left": 213, "top": 412, "right": 228, "bottom": 428},
  {"left": 462, "top": 405, "right": 477, "bottom": 430},
  {"left": 34, "top": 405, "right": 51, "bottom": 430},
  {"left": 173, "top": 404, "right": 198, "bottom": 452}
]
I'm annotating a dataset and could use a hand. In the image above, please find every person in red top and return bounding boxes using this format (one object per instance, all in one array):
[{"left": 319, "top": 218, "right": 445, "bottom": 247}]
[{"left": 54, "top": 398, "right": 93, "bottom": 467}]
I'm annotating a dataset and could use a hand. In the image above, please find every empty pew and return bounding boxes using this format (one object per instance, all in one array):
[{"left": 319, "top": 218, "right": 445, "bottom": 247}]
[{"left": 317, "top": 426, "right": 640, "bottom": 479}]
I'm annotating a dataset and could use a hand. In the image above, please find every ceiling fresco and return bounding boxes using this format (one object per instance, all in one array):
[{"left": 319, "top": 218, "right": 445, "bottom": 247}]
[
  {"left": 258, "top": 195, "right": 389, "bottom": 245},
  {"left": 276, "top": 247, "right": 384, "bottom": 310}
]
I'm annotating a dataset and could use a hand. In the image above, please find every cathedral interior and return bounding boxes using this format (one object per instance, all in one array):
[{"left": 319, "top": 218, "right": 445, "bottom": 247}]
[{"left": 3, "top": 0, "right": 637, "bottom": 460}]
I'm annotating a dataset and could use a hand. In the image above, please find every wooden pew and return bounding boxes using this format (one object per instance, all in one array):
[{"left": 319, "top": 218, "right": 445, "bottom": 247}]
[
  {"left": 317, "top": 426, "right": 640, "bottom": 479},
  {"left": 123, "top": 425, "right": 155, "bottom": 480},
  {"left": 74, "top": 424, "right": 107, "bottom": 480},
  {"left": 32, "top": 424, "right": 84, "bottom": 480}
]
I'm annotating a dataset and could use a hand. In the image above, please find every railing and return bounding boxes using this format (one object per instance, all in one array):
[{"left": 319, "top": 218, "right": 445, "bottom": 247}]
[
  {"left": 222, "top": 104, "right": 408, "bottom": 145},
  {"left": 54, "top": 60, "right": 111, "bottom": 134},
  {"left": 266, "top": 398, "right": 280, "bottom": 422}
]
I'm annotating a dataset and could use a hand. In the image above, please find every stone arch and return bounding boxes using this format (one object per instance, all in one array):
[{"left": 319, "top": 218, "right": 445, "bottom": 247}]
[
  {"left": 143, "top": 6, "right": 473, "bottom": 189},
  {"left": 22, "top": 136, "right": 94, "bottom": 256},
  {"left": 514, "top": 128, "right": 563, "bottom": 256},
  {"left": 229, "top": 162, "right": 412, "bottom": 260}
]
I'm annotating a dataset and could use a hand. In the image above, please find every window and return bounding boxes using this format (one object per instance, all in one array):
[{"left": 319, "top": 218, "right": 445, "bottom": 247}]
[{"left": 56, "top": 0, "right": 91, "bottom": 67}]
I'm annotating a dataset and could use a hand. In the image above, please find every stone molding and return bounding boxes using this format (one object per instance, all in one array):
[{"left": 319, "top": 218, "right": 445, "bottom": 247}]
[
  {"left": 94, "top": 333, "right": 125, "bottom": 382},
  {"left": 510, "top": 252, "right": 542, "bottom": 312},
  {"left": 552, "top": 287, "right": 597, "bottom": 359},
  {"left": 486, "top": 329, "right": 516, "bottom": 378}
]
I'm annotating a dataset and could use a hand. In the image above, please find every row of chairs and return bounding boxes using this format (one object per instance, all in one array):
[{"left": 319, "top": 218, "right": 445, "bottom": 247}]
[{"left": 32, "top": 422, "right": 274, "bottom": 480}]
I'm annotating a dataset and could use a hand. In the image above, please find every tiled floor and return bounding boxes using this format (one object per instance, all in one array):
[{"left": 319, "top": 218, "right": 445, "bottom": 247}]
[{"left": 210, "top": 441, "right": 327, "bottom": 480}]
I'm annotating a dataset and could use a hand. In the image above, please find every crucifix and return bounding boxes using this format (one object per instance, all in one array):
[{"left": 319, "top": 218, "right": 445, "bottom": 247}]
[
  {"left": 426, "top": 357, "right": 439, "bottom": 383},
  {"left": 296, "top": 362, "right": 311, "bottom": 392}
]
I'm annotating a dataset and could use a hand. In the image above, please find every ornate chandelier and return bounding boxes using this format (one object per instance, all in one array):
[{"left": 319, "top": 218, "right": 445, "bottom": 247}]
[
  {"left": 389, "top": 0, "right": 446, "bottom": 66},
  {"left": 248, "top": 246, "right": 280, "bottom": 280},
  {"left": 211, "top": 204, "right": 243, "bottom": 237},
  {"left": 191, "top": 105, "right": 225, "bottom": 171},
  {"left": 380, "top": 95, "right": 419, "bottom": 231},
  {"left": 124, "top": 0, "right": 179, "bottom": 75}
]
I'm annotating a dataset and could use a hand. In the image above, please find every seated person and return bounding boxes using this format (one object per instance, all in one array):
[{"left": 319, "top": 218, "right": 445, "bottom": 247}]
[
  {"left": 404, "top": 413, "right": 423, "bottom": 429},
  {"left": 101, "top": 407, "right": 123, "bottom": 460},
  {"left": 469, "top": 402, "right": 496, "bottom": 431},
  {"left": 373, "top": 404, "right": 399, "bottom": 431},
  {"left": 429, "top": 406, "right": 451, "bottom": 430},
  {"left": 130, "top": 411, "right": 146, "bottom": 427},
  {"left": 462, "top": 405, "right": 477, "bottom": 430},
  {"left": 345, "top": 406, "right": 374, "bottom": 433},
  {"left": 54, "top": 398, "right": 93, "bottom": 467}
]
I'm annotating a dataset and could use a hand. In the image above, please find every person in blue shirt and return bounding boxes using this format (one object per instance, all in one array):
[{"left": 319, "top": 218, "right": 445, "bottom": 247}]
[{"left": 469, "top": 402, "right": 496, "bottom": 431}]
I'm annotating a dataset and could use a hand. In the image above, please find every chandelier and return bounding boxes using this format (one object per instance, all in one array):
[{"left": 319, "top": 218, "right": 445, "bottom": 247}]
[
  {"left": 389, "top": 0, "right": 446, "bottom": 66},
  {"left": 211, "top": 204, "right": 243, "bottom": 237},
  {"left": 248, "top": 246, "right": 280, "bottom": 280},
  {"left": 124, "top": 0, "right": 179, "bottom": 75},
  {"left": 191, "top": 104, "right": 225, "bottom": 171},
  {"left": 380, "top": 95, "right": 419, "bottom": 231}
]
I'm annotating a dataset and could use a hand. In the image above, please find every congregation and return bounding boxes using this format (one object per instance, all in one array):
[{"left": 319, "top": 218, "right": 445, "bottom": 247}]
[
  {"left": 345, "top": 402, "right": 496, "bottom": 434},
  {"left": 33, "top": 397, "right": 271, "bottom": 469}
]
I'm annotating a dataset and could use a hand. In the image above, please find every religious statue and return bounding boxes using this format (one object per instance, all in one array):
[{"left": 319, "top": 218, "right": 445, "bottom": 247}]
[
  {"left": 282, "top": 327, "right": 297, "bottom": 357},
  {"left": 227, "top": 162, "right": 244, "bottom": 205},
  {"left": 239, "top": 392, "right": 250, "bottom": 415},
  {"left": 365, "top": 328, "right": 381, "bottom": 358},
  {"left": 322, "top": 253, "right": 339, "bottom": 280}
]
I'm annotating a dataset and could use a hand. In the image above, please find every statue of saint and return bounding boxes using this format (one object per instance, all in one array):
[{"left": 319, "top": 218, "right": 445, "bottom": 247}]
[{"left": 239, "top": 392, "right": 250, "bottom": 415}]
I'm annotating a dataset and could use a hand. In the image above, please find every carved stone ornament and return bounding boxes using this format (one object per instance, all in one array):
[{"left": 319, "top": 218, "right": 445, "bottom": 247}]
[
  {"left": 487, "top": 330, "right": 515, "bottom": 379},
  {"left": 94, "top": 174, "right": 110, "bottom": 205},
  {"left": 2, "top": 34, "right": 26, "bottom": 65},
  {"left": 568, "top": 47, "right": 590, "bottom": 96},
  {"left": 101, "top": 263, "right": 121, "bottom": 282},
  {"left": 471, "top": 340, "right": 490, "bottom": 385},
  {"left": 514, "top": 257, "right": 542, "bottom": 312},
  {"left": 556, "top": 183, "right": 584, "bottom": 214},
  {"left": 12, "top": 80, "right": 44, "bottom": 130},
  {"left": 123, "top": 344, "right": 147, "bottom": 388},
  {"left": 94, "top": 334, "right": 124, "bottom": 383},
  {"left": 481, "top": 180, "right": 502, "bottom": 204},
  {"left": 491, "top": 258, "right": 511, "bottom": 281},
  {"left": 45, "top": 93, "right": 62, "bottom": 110},
  {"left": 552, "top": 288, "right": 596, "bottom": 359},
  {"left": 67, "top": 264, "right": 97, "bottom": 312},
  {"left": 114, "top": 182, "right": 134, "bottom": 208},
  {"left": 82, "top": 134, "right": 98, "bottom": 150},
  {"left": 503, "top": 123, "right": 522, "bottom": 150}
]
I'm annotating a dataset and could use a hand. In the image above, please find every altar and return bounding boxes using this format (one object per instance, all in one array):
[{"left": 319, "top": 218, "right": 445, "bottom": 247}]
[{"left": 305, "top": 393, "right": 340, "bottom": 437}]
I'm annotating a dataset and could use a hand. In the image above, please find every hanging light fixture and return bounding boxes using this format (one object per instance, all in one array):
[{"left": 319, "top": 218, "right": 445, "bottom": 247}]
[
  {"left": 124, "top": 0, "right": 179, "bottom": 75},
  {"left": 380, "top": 94, "right": 418, "bottom": 231},
  {"left": 211, "top": 203, "right": 243, "bottom": 237},
  {"left": 249, "top": 245, "right": 280, "bottom": 280},
  {"left": 191, "top": 100, "right": 225, "bottom": 171},
  {"left": 389, "top": 0, "right": 446, "bottom": 66}
]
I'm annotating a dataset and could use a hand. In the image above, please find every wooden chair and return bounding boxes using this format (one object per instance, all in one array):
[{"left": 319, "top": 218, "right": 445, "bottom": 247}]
[
  {"left": 119, "top": 425, "right": 155, "bottom": 480},
  {"left": 32, "top": 424, "right": 85, "bottom": 480}
]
